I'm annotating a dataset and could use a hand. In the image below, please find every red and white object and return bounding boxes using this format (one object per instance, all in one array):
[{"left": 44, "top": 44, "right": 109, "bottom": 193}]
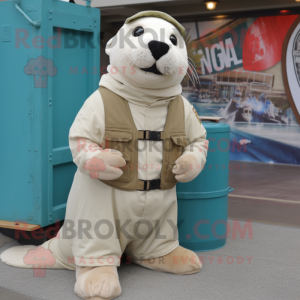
[{"left": 243, "top": 15, "right": 298, "bottom": 71}]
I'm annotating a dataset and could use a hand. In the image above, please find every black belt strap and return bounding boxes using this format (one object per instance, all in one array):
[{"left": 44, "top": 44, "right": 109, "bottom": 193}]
[{"left": 137, "top": 179, "right": 161, "bottom": 191}]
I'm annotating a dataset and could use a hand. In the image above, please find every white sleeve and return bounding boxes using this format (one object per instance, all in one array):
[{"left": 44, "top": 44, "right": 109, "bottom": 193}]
[
  {"left": 182, "top": 97, "right": 208, "bottom": 169},
  {"left": 69, "top": 89, "right": 105, "bottom": 176}
]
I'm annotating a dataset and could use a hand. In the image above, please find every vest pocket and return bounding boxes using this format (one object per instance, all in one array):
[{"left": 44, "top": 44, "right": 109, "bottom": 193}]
[
  {"left": 168, "top": 135, "right": 188, "bottom": 163},
  {"left": 171, "top": 135, "right": 188, "bottom": 147},
  {"left": 104, "top": 130, "right": 133, "bottom": 182},
  {"left": 164, "top": 135, "right": 188, "bottom": 183},
  {"left": 105, "top": 130, "right": 132, "bottom": 143}
]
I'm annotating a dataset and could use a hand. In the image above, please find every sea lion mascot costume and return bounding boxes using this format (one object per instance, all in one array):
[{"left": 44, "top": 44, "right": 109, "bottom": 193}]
[{"left": 1, "top": 11, "right": 208, "bottom": 300}]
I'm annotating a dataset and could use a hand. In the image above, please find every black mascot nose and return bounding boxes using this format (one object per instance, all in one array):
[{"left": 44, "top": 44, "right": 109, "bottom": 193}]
[{"left": 148, "top": 41, "right": 170, "bottom": 60}]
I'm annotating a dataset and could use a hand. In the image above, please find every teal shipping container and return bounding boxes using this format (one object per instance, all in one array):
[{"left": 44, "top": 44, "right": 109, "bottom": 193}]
[
  {"left": 0, "top": 0, "right": 100, "bottom": 229},
  {"left": 177, "top": 122, "right": 233, "bottom": 251}
]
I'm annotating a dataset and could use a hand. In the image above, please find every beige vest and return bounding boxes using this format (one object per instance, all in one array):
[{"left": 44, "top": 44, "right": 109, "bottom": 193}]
[{"left": 98, "top": 87, "right": 188, "bottom": 191}]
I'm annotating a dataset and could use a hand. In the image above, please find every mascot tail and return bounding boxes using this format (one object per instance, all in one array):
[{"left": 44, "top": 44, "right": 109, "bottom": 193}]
[{"left": 0, "top": 238, "right": 75, "bottom": 271}]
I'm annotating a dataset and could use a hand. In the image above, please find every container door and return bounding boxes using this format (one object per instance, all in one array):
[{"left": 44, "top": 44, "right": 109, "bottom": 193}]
[
  {"left": 0, "top": 1, "right": 36, "bottom": 224},
  {"left": 45, "top": 7, "right": 100, "bottom": 226}
]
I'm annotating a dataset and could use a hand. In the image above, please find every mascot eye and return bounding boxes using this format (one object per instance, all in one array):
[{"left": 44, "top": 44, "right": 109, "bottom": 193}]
[
  {"left": 133, "top": 26, "right": 144, "bottom": 37},
  {"left": 170, "top": 35, "right": 177, "bottom": 46}
]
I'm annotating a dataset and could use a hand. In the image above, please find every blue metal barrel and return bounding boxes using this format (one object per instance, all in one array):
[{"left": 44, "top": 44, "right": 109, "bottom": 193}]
[{"left": 177, "top": 122, "right": 232, "bottom": 251}]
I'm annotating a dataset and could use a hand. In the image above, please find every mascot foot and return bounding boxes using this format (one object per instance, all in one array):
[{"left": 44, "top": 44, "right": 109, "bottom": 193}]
[
  {"left": 74, "top": 266, "right": 121, "bottom": 300},
  {"left": 134, "top": 246, "right": 202, "bottom": 275}
]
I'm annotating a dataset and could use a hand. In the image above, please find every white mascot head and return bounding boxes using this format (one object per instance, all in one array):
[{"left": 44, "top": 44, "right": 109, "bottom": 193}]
[{"left": 105, "top": 11, "right": 188, "bottom": 91}]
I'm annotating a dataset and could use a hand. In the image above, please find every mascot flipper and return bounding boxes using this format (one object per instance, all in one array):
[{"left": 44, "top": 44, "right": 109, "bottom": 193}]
[{"left": 1, "top": 239, "right": 73, "bottom": 270}]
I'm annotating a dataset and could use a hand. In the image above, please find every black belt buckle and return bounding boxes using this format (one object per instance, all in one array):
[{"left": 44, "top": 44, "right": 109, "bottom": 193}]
[
  {"left": 142, "top": 179, "right": 161, "bottom": 191},
  {"left": 139, "top": 130, "right": 162, "bottom": 141},
  {"left": 149, "top": 179, "right": 161, "bottom": 191},
  {"left": 148, "top": 131, "right": 161, "bottom": 141}
]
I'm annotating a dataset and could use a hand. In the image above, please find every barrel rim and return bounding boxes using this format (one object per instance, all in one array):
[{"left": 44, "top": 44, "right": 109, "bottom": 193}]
[
  {"left": 177, "top": 187, "right": 234, "bottom": 199},
  {"left": 202, "top": 122, "right": 231, "bottom": 133}
]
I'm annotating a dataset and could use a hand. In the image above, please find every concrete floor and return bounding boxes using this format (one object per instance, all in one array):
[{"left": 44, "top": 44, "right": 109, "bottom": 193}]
[
  {"left": 0, "top": 286, "right": 33, "bottom": 300},
  {"left": 228, "top": 161, "right": 300, "bottom": 227},
  {"left": 0, "top": 161, "right": 299, "bottom": 300},
  {"left": 0, "top": 234, "right": 25, "bottom": 300}
]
